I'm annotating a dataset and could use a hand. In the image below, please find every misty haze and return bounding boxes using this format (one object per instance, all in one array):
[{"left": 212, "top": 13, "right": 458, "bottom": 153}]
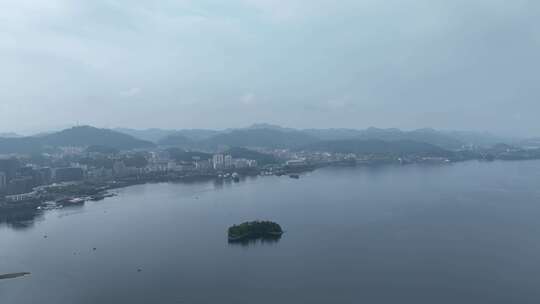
[{"left": 1, "top": 1, "right": 540, "bottom": 304}]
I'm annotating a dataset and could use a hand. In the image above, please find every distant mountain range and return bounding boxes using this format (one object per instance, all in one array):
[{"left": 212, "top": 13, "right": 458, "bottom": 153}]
[
  {"left": 116, "top": 128, "right": 220, "bottom": 144},
  {"left": 158, "top": 133, "right": 193, "bottom": 147},
  {"left": 0, "top": 132, "right": 22, "bottom": 138},
  {"left": 300, "top": 139, "right": 452, "bottom": 157},
  {"left": 116, "top": 124, "right": 516, "bottom": 150},
  {"left": 0, "top": 124, "right": 528, "bottom": 155},
  {"left": 198, "top": 129, "right": 318, "bottom": 149},
  {"left": 114, "top": 128, "right": 178, "bottom": 143},
  {"left": 518, "top": 137, "right": 540, "bottom": 149},
  {"left": 302, "top": 128, "right": 463, "bottom": 150}
]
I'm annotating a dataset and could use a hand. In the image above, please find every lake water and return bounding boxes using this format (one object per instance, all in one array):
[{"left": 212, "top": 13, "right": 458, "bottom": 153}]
[{"left": 2, "top": 161, "right": 540, "bottom": 303}]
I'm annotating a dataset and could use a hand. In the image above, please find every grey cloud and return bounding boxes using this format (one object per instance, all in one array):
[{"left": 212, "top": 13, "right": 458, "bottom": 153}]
[{"left": 0, "top": 0, "right": 539, "bottom": 136}]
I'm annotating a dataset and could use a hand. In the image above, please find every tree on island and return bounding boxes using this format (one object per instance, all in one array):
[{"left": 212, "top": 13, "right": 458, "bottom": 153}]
[{"left": 228, "top": 221, "right": 283, "bottom": 242}]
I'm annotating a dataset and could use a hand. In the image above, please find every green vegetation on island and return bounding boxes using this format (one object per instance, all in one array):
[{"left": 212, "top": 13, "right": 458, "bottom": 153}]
[{"left": 228, "top": 221, "right": 283, "bottom": 242}]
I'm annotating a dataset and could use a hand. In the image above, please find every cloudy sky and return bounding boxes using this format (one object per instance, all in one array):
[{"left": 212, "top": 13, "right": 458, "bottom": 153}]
[{"left": 1, "top": 0, "right": 539, "bottom": 136}]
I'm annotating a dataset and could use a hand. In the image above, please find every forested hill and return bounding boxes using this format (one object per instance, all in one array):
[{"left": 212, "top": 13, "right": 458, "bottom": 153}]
[
  {"left": 0, "top": 126, "right": 154, "bottom": 154},
  {"left": 299, "top": 139, "right": 452, "bottom": 157},
  {"left": 198, "top": 129, "right": 319, "bottom": 149}
]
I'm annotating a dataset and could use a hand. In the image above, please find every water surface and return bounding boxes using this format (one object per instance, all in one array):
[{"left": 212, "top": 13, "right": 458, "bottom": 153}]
[{"left": 1, "top": 161, "right": 540, "bottom": 303}]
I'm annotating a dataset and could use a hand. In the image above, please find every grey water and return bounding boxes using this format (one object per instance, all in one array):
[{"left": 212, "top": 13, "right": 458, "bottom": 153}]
[{"left": 2, "top": 161, "right": 540, "bottom": 303}]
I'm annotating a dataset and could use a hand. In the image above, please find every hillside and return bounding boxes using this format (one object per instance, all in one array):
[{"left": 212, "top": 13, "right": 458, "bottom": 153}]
[
  {"left": 0, "top": 137, "right": 42, "bottom": 154},
  {"left": 199, "top": 129, "right": 318, "bottom": 149},
  {"left": 158, "top": 134, "right": 194, "bottom": 147},
  {"left": 225, "top": 147, "right": 278, "bottom": 165},
  {"left": 172, "top": 129, "right": 222, "bottom": 141},
  {"left": 114, "top": 128, "right": 178, "bottom": 143},
  {"left": 115, "top": 128, "right": 221, "bottom": 143},
  {"left": 441, "top": 130, "right": 513, "bottom": 147},
  {"left": 167, "top": 148, "right": 213, "bottom": 162},
  {"left": 114, "top": 124, "right": 517, "bottom": 151},
  {"left": 0, "top": 126, "right": 154, "bottom": 154},
  {"left": 43, "top": 126, "right": 155, "bottom": 149},
  {"left": 0, "top": 124, "right": 519, "bottom": 154},
  {"left": 0, "top": 132, "right": 22, "bottom": 138},
  {"left": 300, "top": 139, "right": 452, "bottom": 157},
  {"left": 303, "top": 127, "right": 464, "bottom": 150}
]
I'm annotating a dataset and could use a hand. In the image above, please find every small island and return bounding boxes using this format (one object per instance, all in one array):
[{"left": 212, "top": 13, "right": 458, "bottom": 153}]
[{"left": 228, "top": 221, "right": 284, "bottom": 242}]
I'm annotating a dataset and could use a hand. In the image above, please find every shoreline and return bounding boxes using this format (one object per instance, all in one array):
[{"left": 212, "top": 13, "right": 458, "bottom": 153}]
[{"left": 1, "top": 158, "right": 540, "bottom": 212}]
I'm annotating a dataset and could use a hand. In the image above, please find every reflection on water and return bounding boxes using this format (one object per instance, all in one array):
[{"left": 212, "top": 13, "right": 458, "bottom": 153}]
[
  {"left": 0, "top": 272, "right": 31, "bottom": 280},
  {"left": 228, "top": 235, "right": 282, "bottom": 247},
  {"left": 0, "top": 173, "right": 261, "bottom": 231},
  {"left": 0, "top": 208, "right": 44, "bottom": 230},
  {"left": 3, "top": 161, "right": 540, "bottom": 304},
  {"left": 0, "top": 202, "right": 88, "bottom": 229}
]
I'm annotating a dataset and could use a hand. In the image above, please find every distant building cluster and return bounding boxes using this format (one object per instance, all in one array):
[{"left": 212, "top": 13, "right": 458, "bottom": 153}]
[
  {"left": 0, "top": 157, "right": 89, "bottom": 197},
  {"left": 147, "top": 153, "right": 257, "bottom": 174},
  {"left": 0, "top": 148, "right": 261, "bottom": 199},
  {"left": 0, "top": 139, "right": 460, "bottom": 203},
  {"left": 211, "top": 154, "right": 257, "bottom": 170}
]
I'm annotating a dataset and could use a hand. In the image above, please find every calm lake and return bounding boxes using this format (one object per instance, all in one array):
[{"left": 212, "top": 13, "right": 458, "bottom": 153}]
[{"left": 2, "top": 160, "right": 540, "bottom": 303}]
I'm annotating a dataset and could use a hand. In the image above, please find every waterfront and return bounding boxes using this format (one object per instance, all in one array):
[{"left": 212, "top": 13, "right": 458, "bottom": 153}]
[{"left": 2, "top": 160, "right": 540, "bottom": 303}]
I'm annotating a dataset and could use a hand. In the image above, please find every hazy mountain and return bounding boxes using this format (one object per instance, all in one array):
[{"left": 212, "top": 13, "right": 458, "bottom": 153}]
[
  {"left": 440, "top": 130, "right": 515, "bottom": 147},
  {"left": 304, "top": 127, "right": 521, "bottom": 149},
  {"left": 302, "top": 128, "right": 368, "bottom": 140},
  {"left": 519, "top": 138, "right": 540, "bottom": 149},
  {"left": 31, "top": 131, "right": 56, "bottom": 138},
  {"left": 159, "top": 123, "right": 510, "bottom": 150},
  {"left": 158, "top": 134, "right": 194, "bottom": 147},
  {"left": 0, "top": 124, "right": 520, "bottom": 154},
  {"left": 44, "top": 126, "right": 154, "bottom": 149},
  {"left": 114, "top": 124, "right": 520, "bottom": 150},
  {"left": 114, "top": 128, "right": 178, "bottom": 143},
  {"left": 0, "top": 126, "right": 154, "bottom": 154},
  {"left": 0, "top": 137, "right": 42, "bottom": 154},
  {"left": 245, "top": 123, "right": 297, "bottom": 132},
  {"left": 200, "top": 129, "right": 318, "bottom": 149},
  {"left": 167, "top": 148, "right": 213, "bottom": 162},
  {"left": 488, "top": 143, "right": 519, "bottom": 153},
  {"left": 403, "top": 128, "right": 465, "bottom": 150},
  {"left": 300, "top": 139, "right": 452, "bottom": 157},
  {"left": 85, "top": 145, "right": 120, "bottom": 154},
  {"left": 165, "top": 129, "right": 221, "bottom": 142},
  {"left": 0, "top": 132, "right": 22, "bottom": 138},
  {"left": 303, "top": 127, "right": 464, "bottom": 150},
  {"left": 116, "top": 128, "right": 221, "bottom": 144}
]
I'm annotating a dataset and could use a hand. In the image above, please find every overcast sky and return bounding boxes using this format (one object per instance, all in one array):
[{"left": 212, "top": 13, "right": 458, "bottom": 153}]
[{"left": 1, "top": 0, "right": 539, "bottom": 136}]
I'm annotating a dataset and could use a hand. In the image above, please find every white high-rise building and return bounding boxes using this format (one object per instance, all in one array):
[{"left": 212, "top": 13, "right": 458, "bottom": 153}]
[
  {"left": 224, "top": 155, "right": 233, "bottom": 169},
  {"left": 213, "top": 154, "right": 224, "bottom": 169}
]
